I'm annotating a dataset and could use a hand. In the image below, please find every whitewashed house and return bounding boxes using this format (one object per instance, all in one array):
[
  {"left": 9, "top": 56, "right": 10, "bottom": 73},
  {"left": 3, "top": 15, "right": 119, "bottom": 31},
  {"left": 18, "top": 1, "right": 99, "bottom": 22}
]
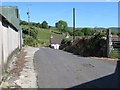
[{"left": 50, "top": 35, "right": 63, "bottom": 50}]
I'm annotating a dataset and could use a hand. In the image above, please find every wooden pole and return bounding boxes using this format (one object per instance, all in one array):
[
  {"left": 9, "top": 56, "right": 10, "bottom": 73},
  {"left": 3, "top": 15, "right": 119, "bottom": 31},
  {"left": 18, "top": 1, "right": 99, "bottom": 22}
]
[
  {"left": 27, "top": 5, "right": 30, "bottom": 36},
  {"left": 73, "top": 8, "right": 75, "bottom": 40}
]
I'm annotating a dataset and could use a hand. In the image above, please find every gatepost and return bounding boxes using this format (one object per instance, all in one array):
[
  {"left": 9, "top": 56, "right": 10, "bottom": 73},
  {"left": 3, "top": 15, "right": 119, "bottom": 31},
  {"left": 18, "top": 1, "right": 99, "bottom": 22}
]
[{"left": 106, "top": 29, "right": 112, "bottom": 58}]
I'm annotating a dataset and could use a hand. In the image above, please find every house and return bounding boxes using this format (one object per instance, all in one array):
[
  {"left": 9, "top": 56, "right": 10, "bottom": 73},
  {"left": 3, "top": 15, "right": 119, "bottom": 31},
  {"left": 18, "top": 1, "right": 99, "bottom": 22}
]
[
  {"left": 50, "top": 35, "right": 63, "bottom": 49},
  {"left": 112, "top": 35, "right": 120, "bottom": 49},
  {"left": 0, "top": 6, "right": 23, "bottom": 82}
]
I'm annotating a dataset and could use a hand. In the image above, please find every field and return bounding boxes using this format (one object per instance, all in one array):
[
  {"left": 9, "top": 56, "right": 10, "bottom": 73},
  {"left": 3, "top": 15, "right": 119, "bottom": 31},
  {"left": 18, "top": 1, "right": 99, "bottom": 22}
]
[
  {"left": 21, "top": 25, "right": 64, "bottom": 46},
  {"left": 37, "top": 28, "right": 63, "bottom": 40}
]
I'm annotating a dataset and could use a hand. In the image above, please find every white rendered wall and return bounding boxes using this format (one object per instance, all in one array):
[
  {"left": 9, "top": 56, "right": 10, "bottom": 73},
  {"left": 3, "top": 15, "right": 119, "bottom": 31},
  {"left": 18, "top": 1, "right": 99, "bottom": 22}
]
[
  {"left": 2, "top": 23, "right": 9, "bottom": 64},
  {"left": 0, "top": 20, "right": 3, "bottom": 81},
  {"left": 0, "top": 20, "right": 20, "bottom": 81}
]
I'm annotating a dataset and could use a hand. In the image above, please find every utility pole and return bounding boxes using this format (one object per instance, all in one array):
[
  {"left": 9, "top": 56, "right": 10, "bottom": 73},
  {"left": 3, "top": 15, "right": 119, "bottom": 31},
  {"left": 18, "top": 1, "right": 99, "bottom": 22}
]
[
  {"left": 73, "top": 8, "right": 76, "bottom": 40},
  {"left": 27, "top": 5, "right": 31, "bottom": 36},
  {"left": 49, "top": 26, "right": 52, "bottom": 46}
]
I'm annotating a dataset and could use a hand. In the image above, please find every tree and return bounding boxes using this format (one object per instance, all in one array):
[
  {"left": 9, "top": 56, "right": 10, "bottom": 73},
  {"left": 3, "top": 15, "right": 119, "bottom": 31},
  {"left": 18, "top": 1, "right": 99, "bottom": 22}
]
[
  {"left": 49, "top": 26, "right": 51, "bottom": 29},
  {"left": 30, "top": 22, "right": 36, "bottom": 26},
  {"left": 67, "top": 30, "right": 73, "bottom": 36},
  {"left": 41, "top": 21, "right": 48, "bottom": 29},
  {"left": 81, "top": 28, "right": 93, "bottom": 36},
  {"left": 35, "top": 23, "right": 42, "bottom": 28},
  {"left": 55, "top": 20, "right": 68, "bottom": 32},
  {"left": 20, "top": 20, "right": 28, "bottom": 25},
  {"left": 117, "top": 32, "right": 120, "bottom": 37},
  {"left": 111, "top": 31, "right": 116, "bottom": 35},
  {"left": 74, "top": 30, "right": 84, "bottom": 36}
]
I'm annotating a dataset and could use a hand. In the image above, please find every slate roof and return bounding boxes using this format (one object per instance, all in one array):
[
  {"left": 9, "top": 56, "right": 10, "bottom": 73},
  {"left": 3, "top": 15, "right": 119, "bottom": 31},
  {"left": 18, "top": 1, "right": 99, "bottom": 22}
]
[
  {"left": 0, "top": 6, "right": 21, "bottom": 30},
  {"left": 112, "top": 35, "right": 120, "bottom": 42},
  {"left": 50, "top": 36, "right": 63, "bottom": 44}
]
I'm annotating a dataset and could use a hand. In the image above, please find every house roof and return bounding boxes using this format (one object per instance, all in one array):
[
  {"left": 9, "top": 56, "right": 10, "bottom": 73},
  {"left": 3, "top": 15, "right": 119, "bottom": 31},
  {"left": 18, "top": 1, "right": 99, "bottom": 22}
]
[
  {"left": 112, "top": 35, "right": 120, "bottom": 42},
  {"left": 50, "top": 36, "right": 63, "bottom": 44},
  {"left": 0, "top": 6, "right": 21, "bottom": 30}
]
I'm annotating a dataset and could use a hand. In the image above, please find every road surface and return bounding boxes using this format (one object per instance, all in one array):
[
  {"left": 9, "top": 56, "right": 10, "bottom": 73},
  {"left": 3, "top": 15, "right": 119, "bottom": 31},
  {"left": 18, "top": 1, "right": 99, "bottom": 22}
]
[{"left": 34, "top": 47, "right": 119, "bottom": 88}]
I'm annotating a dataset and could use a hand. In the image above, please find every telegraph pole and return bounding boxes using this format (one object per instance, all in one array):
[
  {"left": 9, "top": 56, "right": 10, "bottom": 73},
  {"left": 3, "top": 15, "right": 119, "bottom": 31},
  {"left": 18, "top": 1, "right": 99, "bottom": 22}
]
[
  {"left": 27, "top": 5, "right": 31, "bottom": 36},
  {"left": 73, "top": 8, "right": 75, "bottom": 40}
]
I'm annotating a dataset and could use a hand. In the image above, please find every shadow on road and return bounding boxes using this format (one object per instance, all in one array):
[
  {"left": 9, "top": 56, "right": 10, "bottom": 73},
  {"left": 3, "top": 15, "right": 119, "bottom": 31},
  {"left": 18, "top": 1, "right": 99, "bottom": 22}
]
[{"left": 66, "top": 60, "right": 120, "bottom": 89}]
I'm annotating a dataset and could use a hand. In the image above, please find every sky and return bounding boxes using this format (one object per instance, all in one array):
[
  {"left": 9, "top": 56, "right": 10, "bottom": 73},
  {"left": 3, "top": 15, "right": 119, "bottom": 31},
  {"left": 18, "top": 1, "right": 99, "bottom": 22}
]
[
  {"left": 1, "top": 2, "right": 118, "bottom": 28},
  {"left": 1, "top": 0, "right": 120, "bottom": 2}
]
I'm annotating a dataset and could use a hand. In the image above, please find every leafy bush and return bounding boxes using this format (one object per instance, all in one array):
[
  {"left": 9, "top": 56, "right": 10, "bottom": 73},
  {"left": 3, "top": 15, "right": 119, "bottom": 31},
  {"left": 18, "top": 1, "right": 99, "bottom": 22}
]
[
  {"left": 81, "top": 28, "right": 95, "bottom": 36},
  {"left": 22, "top": 28, "right": 28, "bottom": 35},
  {"left": 30, "top": 29, "right": 38, "bottom": 39},
  {"left": 39, "top": 40, "right": 50, "bottom": 46},
  {"left": 22, "top": 27, "right": 38, "bottom": 39},
  {"left": 74, "top": 30, "right": 84, "bottom": 36},
  {"left": 67, "top": 30, "right": 73, "bottom": 36},
  {"left": 20, "top": 20, "right": 28, "bottom": 25},
  {"left": 59, "top": 38, "right": 71, "bottom": 50},
  {"left": 117, "top": 32, "right": 120, "bottom": 37},
  {"left": 60, "top": 33, "right": 106, "bottom": 57},
  {"left": 111, "top": 31, "right": 116, "bottom": 35},
  {"left": 24, "top": 35, "right": 39, "bottom": 47},
  {"left": 110, "top": 49, "right": 120, "bottom": 58},
  {"left": 87, "top": 33, "right": 106, "bottom": 56}
]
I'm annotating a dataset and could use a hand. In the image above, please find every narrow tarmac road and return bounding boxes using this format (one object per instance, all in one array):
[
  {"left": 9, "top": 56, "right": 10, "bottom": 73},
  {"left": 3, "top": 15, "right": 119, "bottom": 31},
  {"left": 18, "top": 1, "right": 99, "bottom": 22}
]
[{"left": 34, "top": 47, "right": 119, "bottom": 88}]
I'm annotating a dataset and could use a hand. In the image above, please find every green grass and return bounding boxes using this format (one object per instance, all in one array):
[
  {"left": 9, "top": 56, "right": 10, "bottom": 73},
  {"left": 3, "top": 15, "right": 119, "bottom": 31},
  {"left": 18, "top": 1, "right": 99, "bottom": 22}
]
[
  {"left": 110, "top": 49, "right": 120, "bottom": 59},
  {"left": 22, "top": 25, "right": 64, "bottom": 46},
  {"left": 37, "top": 29, "right": 63, "bottom": 40},
  {"left": 37, "top": 29, "right": 63, "bottom": 46}
]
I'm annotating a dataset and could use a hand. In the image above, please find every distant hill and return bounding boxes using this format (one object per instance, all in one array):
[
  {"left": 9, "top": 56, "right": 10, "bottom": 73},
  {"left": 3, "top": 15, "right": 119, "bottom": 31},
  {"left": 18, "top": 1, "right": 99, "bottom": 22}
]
[
  {"left": 68, "top": 27, "right": 119, "bottom": 34},
  {"left": 109, "top": 27, "right": 119, "bottom": 33}
]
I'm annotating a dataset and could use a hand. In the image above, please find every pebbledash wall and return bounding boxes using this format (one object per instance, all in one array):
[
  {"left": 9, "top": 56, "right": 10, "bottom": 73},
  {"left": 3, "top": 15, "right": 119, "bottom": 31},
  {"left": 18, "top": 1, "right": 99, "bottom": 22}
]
[{"left": 0, "top": 6, "right": 23, "bottom": 82}]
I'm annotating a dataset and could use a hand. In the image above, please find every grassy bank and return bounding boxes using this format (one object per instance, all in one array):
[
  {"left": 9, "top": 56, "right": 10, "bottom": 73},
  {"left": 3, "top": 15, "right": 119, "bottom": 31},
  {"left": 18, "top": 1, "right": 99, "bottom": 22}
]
[
  {"left": 21, "top": 25, "right": 63, "bottom": 47},
  {"left": 110, "top": 49, "right": 120, "bottom": 59}
]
